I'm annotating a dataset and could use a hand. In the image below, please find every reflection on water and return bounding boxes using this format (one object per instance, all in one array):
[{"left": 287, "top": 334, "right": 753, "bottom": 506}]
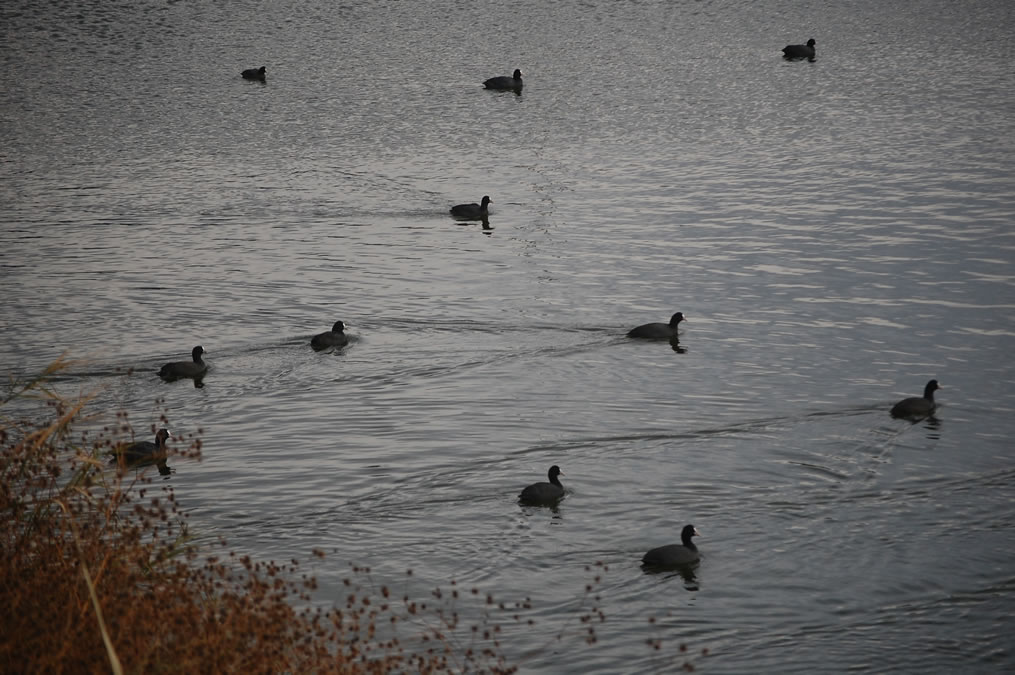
[
  {"left": 112, "top": 456, "right": 172, "bottom": 477},
  {"left": 920, "top": 416, "right": 943, "bottom": 439},
  {"left": 641, "top": 562, "right": 699, "bottom": 592}
]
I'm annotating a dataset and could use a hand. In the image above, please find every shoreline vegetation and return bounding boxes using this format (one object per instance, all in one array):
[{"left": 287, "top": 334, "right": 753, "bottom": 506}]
[{"left": 2, "top": 360, "right": 703, "bottom": 673}]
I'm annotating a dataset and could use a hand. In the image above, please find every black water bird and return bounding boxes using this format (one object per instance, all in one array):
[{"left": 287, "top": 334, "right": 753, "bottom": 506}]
[
  {"left": 158, "top": 346, "right": 207, "bottom": 380},
  {"left": 627, "top": 312, "right": 685, "bottom": 339},
  {"left": 642, "top": 524, "right": 701, "bottom": 567},
  {"left": 483, "top": 69, "right": 523, "bottom": 91},
  {"left": 890, "top": 379, "right": 940, "bottom": 420},
  {"left": 782, "top": 39, "right": 816, "bottom": 59},
  {"left": 519, "top": 465, "right": 565, "bottom": 505},
  {"left": 109, "top": 428, "right": 171, "bottom": 471},
  {"left": 450, "top": 195, "right": 492, "bottom": 220},
  {"left": 242, "top": 66, "right": 266, "bottom": 81},
  {"left": 311, "top": 321, "right": 349, "bottom": 351}
]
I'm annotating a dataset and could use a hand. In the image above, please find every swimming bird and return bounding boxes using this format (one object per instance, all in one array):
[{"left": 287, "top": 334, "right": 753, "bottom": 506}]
[
  {"left": 642, "top": 524, "right": 701, "bottom": 567},
  {"left": 158, "top": 346, "right": 207, "bottom": 380},
  {"left": 782, "top": 39, "right": 816, "bottom": 59},
  {"left": 109, "top": 428, "right": 171, "bottom": 466},
  {"left": 311, "top": 321, "right": 349, "bottom": 351},
  {"left": 483, "top": 69, "right": 523, "bottom": 91},
  {"left": 627, "top": 312, "right": 685, "bottom": 339},
  {"left": 450, "top": 195, "right": 492, "bottom": 220},
  {"left": 519, "top": 465, "right": 565, "bottom": 505},
  {"left": 242, "top": 66, "right": 266, "bottom": 81},
  {"left": 890, "top": 379, "right": 940, "bottom": 420}
]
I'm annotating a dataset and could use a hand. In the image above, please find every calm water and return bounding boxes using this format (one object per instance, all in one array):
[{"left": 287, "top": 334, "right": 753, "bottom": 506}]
[{"left": 3, "top": 0, "right": 1014, "bottom": 671}]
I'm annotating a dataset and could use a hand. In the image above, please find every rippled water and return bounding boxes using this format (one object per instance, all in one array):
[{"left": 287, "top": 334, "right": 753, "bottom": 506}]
[{"left": 3, "top": 0, "right": 1014, "bottom": 672}]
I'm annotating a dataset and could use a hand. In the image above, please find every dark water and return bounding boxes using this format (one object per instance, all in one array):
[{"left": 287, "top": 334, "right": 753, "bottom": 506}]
[{"left": 2, "top": 0, "right": 1014, "bottom": 672}]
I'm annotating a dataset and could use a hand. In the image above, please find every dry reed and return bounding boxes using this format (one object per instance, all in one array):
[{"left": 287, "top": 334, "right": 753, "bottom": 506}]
[{"left": 1, "top": 361, "right": 702, "bottom": 673}]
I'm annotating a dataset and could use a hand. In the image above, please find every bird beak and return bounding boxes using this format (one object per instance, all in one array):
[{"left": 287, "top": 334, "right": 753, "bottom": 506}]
[{"left": 694, "top": 528, "right": 701, "bottom": 536}]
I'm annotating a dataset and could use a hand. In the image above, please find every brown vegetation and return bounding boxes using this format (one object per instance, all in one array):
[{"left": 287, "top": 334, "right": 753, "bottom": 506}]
[
  {"left": 0, "top": 362, "right": 517, "bottom": 673},
  {"left": 1, "top": 361, "right": 703, "bottom": 673}
]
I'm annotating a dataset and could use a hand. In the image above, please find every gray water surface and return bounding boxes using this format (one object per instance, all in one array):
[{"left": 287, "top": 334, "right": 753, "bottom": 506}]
[{"left": 2, "top": 0, "right": 1014, "bottom": 672}]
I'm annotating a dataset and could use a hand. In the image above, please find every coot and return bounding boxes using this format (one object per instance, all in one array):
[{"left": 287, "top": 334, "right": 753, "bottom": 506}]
[
  {"left": 109, "top": 428, "right": 171, "bottom": 466},
  {"left": 519, "top": 465, "right": 565, "bottom": 505},
  {"left": 311, "top": 321, "right": 349, "bottom": 351},
  {"left": 483, "top": 69, "right": 523, "bottom": 91},
  {"left": 782, "top": 39, "right": 816, "bottom": 59},
  {"left": 627, "top": 312, "right": 685, "bottom": 339},
  {"left": 158, "top": 346, "right": 207, "bottom": 380},
  {"left": 242, "top": 66, "right": 266, "bottom": 81},
  {"left": 642, "top": 524, "right": 701, "bottom": 566},
  {"left": 890, "top": 379, "right": 940, "bottom": 419},
  {"left": 450, "top": 195, "right": 492, "bottom": 220}
]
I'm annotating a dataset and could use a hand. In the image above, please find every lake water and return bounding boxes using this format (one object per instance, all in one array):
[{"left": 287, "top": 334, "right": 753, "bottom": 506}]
[{"left": 2, "top": 0, "right": 1014, "bottom": 671}]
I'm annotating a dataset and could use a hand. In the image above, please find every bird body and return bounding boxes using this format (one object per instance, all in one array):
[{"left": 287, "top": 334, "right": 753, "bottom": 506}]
[
  {"left": 242, "top": 66, "right": 266, "bottom": 81},
  {"left": 450, "top": 195, "right": 492, "bottom": 220},
  {"left": 890, "top": 379, "right": 940, "bottom": 419},
  {"left": 519, "top": 465, "right": 565, "bottom": 505},
  {"left": 311, "top": 321, "right": 349, "bottom": 350},
  {"left": 158, "top": 346, "right": 207, "bottom": 380},
  {"left": 627, "top": 312, "right": 685, "bottom": 339},
  {"left": 782, "top": 39, "right": 816, "bottom": 59},
  {"left": 642, "top": 525, "right": 701, "bottom": 567},
  {"left": 483, "top": 69, "right": 523, "bottom": 91},
  {"left": 110, "top": 428, "right": 171, "bottom": 465}
]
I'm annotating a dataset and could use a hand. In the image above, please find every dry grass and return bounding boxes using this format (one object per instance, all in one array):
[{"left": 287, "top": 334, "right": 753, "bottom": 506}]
[
  {"left": 1, "top": 361, "right": 703, "bottom": 673},
  {"left": 0, "top": 364, "right": 518, "bottom": 674}
]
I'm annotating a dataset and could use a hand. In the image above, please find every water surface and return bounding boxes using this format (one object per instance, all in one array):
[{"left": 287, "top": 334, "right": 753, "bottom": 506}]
[{"left": 2, "top": 0, "right": 1014, "bottom": 672}]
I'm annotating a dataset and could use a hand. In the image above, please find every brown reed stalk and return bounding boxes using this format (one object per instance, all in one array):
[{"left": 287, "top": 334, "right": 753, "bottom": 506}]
[{"left": 55, "top": 497, "right": 124, "bottom": 675}]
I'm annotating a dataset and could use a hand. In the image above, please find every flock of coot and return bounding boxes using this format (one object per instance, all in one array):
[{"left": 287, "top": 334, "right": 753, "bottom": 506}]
[
  {"left": 518, "top": 372, "right": 939, "bottom": 570},
  {"left": 115, "top": 43, "right": 935, "bottom": 572},
  {"left": 114, "top": 302, "right": 940, "bottom": 571}
]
